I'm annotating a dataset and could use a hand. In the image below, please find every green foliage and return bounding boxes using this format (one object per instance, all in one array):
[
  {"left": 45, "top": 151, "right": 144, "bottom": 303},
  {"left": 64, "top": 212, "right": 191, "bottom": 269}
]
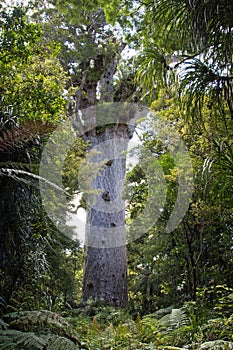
[
  {"left": 125, "top": 85, "right": 233, "bottom": 318},
  {"left": 0, "top": 318, "right": 8, "bottom": 330},
  {"left": 0, "top": 330, "right": 79, "bottom": 350},
  {"left": 0, "top": 310, "right": 81, "bottom": 349},
  {"left": 0, "top": 329, "right": 47, "bottom": 350},
  {"left": 1, "top": 3, "right": 233, "bottom": 350},
  {"left": 31, "top": 0, "right": 126, "bottom": 109},
  {"left": 0, "top": 5, "right": 81, "bottom": 315},
  {"left": 0, "top": 6, "right": 67, "bottom": 123},
  {"left": 0, "top": 303, "right": 232, "bottom": 350},
  {"left": 196, "top": 285, "right": 233, "bottom": 321},
  {"left": 72, "top": 299, "right": 131, "bottom": 325},
  {"left": 159, "top": 307, "right": 190, "bottom": 330},
  {"left": 200, "top": 316, "right": 233, "bottom": 343}
]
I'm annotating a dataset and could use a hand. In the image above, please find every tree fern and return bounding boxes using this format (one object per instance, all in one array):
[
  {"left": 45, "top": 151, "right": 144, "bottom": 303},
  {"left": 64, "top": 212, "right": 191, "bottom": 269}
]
[
  {"left": 149, "top": 305, "right": 175, "bottom": 319},
  {"left": 6, "top": 310, "right": 70, "bottom": 330},
  {"left": 0, "top": 120, "right": 54, "bottom": 153}
]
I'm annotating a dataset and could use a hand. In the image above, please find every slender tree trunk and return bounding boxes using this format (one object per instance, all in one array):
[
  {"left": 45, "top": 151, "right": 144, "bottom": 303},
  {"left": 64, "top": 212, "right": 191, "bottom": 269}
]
[
  {"left": 183, "top": 224, "right": 197, "bottom": 301},
  {"left": 82, "top": 124, "right": 133, "bottom": 307}
]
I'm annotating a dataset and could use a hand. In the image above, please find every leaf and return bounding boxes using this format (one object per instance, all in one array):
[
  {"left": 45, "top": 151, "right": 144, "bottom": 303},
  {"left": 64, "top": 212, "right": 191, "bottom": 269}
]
[
  {"left": 0, "top": 329, "right": 46, "bottom": 350},
  {"left": 159, "top": 307, "right": 190, "bottom": 330},
  {"left": 45, "top": 335, "right": 78, "bottom": 350},
  {"left": 0, "top": 319, "right": 9, "bottom": 331}
]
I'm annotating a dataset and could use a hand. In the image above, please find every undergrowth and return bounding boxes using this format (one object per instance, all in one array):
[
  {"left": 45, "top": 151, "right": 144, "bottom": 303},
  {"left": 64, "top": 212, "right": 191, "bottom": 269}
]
[{"left": 0, "top": 297, "right": 233, "bottom": 349}]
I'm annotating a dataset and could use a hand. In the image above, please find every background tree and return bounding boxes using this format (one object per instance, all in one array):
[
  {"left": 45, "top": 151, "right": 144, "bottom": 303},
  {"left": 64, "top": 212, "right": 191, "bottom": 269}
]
[
  {"left": 0, "top": 5, "right": 82, "bottom": 312},
  {"left": 125, "top": 88, "right": 233, "bottom": 314}
]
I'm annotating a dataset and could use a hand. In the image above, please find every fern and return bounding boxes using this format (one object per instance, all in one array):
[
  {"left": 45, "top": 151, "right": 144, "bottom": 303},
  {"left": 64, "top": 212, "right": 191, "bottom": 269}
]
[
  {"left": 6, "top": 310, "right": 70, "bottom": 330},
  {"left": 3, "top": 310, "right": 81, "bottom": 347},
  {"left": 0, "top": 330, "right": 81, "bottom": 350},
  {"left": 160, "top": 308, "right": 190, "bottom": 330},
  {"left": 0, "top": 329, "right": 46, "bottom": 350},
  {"left": 0, "top": 318, "right": 8, "bottom": 330},
  {"left": 45, "top": 334, "right": 78, "bottom": 350},
  {"left": 153, "top": 305, "right": 175, "bottom": 318},
  {"left": 156, "top": 347, "right": 184, "bottom": 349}
]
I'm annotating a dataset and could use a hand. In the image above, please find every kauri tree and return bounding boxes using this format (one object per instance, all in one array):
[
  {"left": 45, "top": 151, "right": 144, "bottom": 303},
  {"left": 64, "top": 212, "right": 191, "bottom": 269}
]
[{"left": 31, "top": 0, "right": 139, "bottom": 306}]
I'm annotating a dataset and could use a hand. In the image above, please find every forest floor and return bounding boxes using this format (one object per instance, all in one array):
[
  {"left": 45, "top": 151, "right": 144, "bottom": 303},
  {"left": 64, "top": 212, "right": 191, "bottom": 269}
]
[{"left": 0, "top": 299, "right": 233, "bottom": 349}]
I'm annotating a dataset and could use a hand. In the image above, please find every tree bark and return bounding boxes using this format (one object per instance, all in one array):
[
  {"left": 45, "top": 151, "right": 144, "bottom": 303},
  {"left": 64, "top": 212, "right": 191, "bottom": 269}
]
[
  {"left": 82, "top": 123, "right": 133, "bottom": 307},
  {"left": 67, "top": 24, "right": 131, "bottom": 306}
]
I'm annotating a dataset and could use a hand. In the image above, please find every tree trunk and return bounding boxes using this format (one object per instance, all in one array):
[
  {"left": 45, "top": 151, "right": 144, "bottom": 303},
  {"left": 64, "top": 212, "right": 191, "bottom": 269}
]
[
  {"left": 82, "top": 123, "right": 133, "bottom": 307},
  {"left": 68, "top": 33, "right": 131, "bottom": 307}
]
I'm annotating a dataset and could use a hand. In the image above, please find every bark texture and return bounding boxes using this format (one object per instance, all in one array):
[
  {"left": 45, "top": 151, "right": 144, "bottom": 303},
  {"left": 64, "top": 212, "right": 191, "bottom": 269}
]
[{"left": 82, "top": 124, "right": 133, "bottom": 307}]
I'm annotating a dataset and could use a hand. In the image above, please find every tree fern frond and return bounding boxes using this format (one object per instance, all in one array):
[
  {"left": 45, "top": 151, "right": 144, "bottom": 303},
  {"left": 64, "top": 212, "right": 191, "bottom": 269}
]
[
  {"left": 159, "top": 307, "right": 190, "bottom": 330},
  {"left": 0, "top": 120, "right": 55, "bottom": 152},
  {"left": 45, "top": 334, "right": 78, "bottom": 350},
  {"left": 150, "top": 305, "right": 175, "bottom": 319},
  {"left": 0, "top": 329, "right": 46, "bottom": 350},
  {"left": 6, "top": 310, "right": 70, "bottom": 329},
  {"left": 0, "top": 330, "right": 81, "bottom": 350},
  {"left": 0, "top": 167, "right": 71, "bottom": 196},
  {"left": 0, "top": 318, "right": 9, "bottom": 330},
  {"left": 4, "top": 310, "right": 81, "bottom": 346}
]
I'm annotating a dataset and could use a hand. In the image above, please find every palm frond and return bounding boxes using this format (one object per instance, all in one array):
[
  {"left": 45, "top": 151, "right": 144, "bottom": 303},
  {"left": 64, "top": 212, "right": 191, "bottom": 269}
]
[
  {"left": 136, "top": 47, "right": 176, "bottom": 100},
  {"left": 147, "top": 0, "right": 233, "bottom": 54},
  {"left": 179, "top": 58, "right": 233, "bottom": 122}
]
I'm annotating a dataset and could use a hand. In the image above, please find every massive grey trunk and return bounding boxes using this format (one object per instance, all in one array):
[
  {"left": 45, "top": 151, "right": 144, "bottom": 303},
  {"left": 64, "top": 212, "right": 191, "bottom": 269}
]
[
  {"left": 81, "top": 123, "right": 133, "bottom": 307},
  {"left": 68, "top": 34, "right": 131, "bottom": 306},
  {"left": 82, "top": 246, "right": 128, "bottom": 307}
]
